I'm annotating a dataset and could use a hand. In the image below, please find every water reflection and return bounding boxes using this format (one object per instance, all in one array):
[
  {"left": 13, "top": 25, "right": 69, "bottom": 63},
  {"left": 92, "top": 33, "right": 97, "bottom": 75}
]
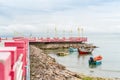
[
  {"left": 89, "top": 64, "right": 99, "bottom": 68},
  {"left": 77, "top": 53, "right": 93, "bottom": 64},
  {"left": 77, "top": 54, "right": 85, "bottom": 64}
]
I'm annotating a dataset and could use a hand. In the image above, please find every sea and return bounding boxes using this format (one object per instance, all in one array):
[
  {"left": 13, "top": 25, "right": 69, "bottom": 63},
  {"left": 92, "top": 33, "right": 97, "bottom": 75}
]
[
  {"left": 48, "top": 33, "right": 120, "bottom": 79},
  {"left": 1, "top": 33, "right": 120, "bottom": 79}
]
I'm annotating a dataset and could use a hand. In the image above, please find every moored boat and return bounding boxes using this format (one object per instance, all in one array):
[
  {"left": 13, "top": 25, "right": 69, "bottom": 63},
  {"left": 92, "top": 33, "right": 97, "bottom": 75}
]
[
  {"left": 68, "top": 47, "right": 78, "bottom": 52},
  {"left": 89, "top": 60, "right": 102, "bottom": 65},
  {"left": 89, "top": 56, "right": 102, "bottom": 65},
  {"left": 78, "top": 47, "right": 94, "bottom": 54},
  {"left": 57, "top": 52, "right": 69, "bottom": 56}
]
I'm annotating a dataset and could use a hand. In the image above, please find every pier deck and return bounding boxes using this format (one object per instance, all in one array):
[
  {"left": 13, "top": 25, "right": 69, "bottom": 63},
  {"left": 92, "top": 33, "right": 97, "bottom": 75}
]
[{"left": 28, "top": 37, "right": 87, "bottom": 43}]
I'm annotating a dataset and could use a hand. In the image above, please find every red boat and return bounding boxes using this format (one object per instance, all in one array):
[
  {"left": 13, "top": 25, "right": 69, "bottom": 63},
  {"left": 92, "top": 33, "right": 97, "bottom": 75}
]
[{"left": 78, "top": 47, "right": 94, "bottom": 54}]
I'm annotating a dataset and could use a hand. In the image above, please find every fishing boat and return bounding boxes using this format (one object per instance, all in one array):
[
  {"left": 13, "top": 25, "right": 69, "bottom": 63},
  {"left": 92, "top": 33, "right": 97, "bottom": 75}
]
[
  {"left": 89, "top": 60, "right": 102, "bottom": 65},
  {"left": 89, "top": 56, "right": 102, "bottom": 65},
  {"left": 57, "top": 52, "right": 69, "bottom": 56},
  {"left": 78, "top": 46, "right": 94, "bottom": 54},
  {"left": 68, "top": 47, "right": 78, "bottom": 52}
]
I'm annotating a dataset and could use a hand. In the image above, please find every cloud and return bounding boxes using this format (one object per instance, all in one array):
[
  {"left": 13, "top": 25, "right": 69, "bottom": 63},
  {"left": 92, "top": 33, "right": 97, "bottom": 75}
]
[{"left": 0, "top": 0, "right": 120, "bottom": 36}]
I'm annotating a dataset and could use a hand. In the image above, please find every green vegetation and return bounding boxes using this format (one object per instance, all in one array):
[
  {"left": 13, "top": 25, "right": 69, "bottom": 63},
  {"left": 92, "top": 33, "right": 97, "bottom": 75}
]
[{"left": 82, "top": 77, "right": 93, "bottom": 80}]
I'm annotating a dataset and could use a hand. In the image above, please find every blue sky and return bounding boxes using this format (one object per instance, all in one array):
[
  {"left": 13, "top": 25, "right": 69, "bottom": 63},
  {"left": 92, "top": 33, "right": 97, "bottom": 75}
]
[{"left": 0, "top": 0, "right": 120, "bottom": 36}]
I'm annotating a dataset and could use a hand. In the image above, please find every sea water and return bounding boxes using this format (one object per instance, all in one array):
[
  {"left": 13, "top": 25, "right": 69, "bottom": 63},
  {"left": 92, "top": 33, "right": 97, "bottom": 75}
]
[{"left": 48, "top": 34, "right": 120, "bottom": 78}]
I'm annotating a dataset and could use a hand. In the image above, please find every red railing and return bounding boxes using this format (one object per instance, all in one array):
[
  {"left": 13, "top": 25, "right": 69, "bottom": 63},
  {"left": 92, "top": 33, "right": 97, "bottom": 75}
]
[
  {"left": 28, "top": 37, "right": 87, "bottom": 42},
  {"left": 0, "top": 37, "right": 29, "bottom": 80}
]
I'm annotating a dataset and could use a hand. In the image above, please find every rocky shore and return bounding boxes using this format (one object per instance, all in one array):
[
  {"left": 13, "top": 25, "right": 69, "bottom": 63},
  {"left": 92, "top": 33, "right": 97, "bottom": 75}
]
[
  {"left": 30, "top": 42, "right": 97, "bottom": 50},
  {"left": 30, "top": 44, "right": 115, "bottom": 80}
]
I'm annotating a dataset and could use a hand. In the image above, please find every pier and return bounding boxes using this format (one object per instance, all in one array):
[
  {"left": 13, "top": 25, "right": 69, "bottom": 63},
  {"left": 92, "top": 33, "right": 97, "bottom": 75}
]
[
  {"left": 28, "top": 37, "right": 87, "bottom": 43},
  {"left": 0, "top": 37, "right": 87, "bottom": 43},
  {"left": 0, "top": 36, "right": 87, "bottom": 80}
]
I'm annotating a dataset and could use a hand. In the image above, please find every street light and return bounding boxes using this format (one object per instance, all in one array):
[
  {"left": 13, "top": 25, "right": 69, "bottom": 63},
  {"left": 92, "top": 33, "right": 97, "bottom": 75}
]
[
  {"left": 81, "top": 28, "right": 84, "bottom": 38},
  {"left": 70, "top": 29, "right": 72, "bottom": 37},
  {"left": 55, "top": 26, "right": 57, "bottom": 37},
  {"left": 77, "top": 27, "right": 80, "bottom": 37}
]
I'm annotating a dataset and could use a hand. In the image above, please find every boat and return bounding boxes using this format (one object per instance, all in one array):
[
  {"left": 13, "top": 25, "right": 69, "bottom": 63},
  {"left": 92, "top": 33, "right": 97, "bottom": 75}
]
[
  {"left": 68, "top": 47, "right": 78, "bottom": 52},
  {"left": 57, "top": 52, "right": 69, "bottom": 56},
  {"left": 78, "top": 46, "right": 94, "bottom": 54},
  {"left": 89, "top": 60, "right": 102, "bottom": 65},
  {"left": 88, "top": 56, "right": 102, "bottom": 65}
]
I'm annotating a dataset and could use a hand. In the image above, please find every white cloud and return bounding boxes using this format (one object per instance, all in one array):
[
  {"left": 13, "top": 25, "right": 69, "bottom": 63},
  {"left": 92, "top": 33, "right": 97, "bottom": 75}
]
[{"left": 0, "top": 0, "right": 120, "bottom": 35}]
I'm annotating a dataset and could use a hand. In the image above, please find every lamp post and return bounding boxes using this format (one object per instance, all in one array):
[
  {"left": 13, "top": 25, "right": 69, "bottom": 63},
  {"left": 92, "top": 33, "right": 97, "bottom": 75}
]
[
  {"left": 47, "top": 28, "right": 49, "bottom": 38},
  {"left": 63, "top": 30, "right": 65, "bottom": 37},
  {"left": 77, "top": 27, "right": 80, "bottom": 37},
  {"left": 70, "top": 29, "right": 72, "bottom": 37},
  {"left": 55, "top": 26, "right": 57, "bottom": 37},
  {"left": 81, "top": 28, "right": 83, "bottom": 38}
]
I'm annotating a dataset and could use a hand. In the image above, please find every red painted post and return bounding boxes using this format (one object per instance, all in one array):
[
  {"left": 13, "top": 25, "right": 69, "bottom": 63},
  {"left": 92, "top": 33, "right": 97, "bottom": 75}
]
[
  {"left": 0, "top": 47, "right": 17, "bottom": 69},
  {"left": 5, "top": 39, "right": 28, "bottom": 78},
  {"left": 0, "top": 52, "right": 11, "bottom": 80},
  {"left": 13, "top": 38, "right": 29, "bottom": 64}
]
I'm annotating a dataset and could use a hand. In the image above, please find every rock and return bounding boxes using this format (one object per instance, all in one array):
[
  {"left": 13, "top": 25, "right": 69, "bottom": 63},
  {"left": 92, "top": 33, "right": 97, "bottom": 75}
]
[
  {"left": 35, "top": 75, "right": 40, "bottom": 78},
  {"left": 30, "top": 45, "right": 82, "bottom": 80}
]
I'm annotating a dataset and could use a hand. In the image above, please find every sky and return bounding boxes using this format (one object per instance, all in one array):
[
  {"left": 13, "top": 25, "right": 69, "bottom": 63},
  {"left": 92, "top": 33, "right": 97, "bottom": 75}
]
[{"left": 0, "top": 0, "right": 120, "bottom": 36}]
